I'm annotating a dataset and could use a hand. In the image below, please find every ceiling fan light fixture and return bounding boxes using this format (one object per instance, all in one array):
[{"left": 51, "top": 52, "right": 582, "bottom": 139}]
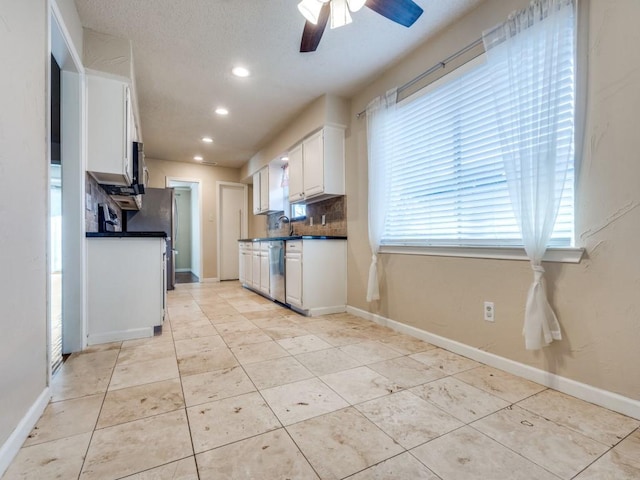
[
  {"left": 346, "top": 0, "right": 366, "bottom": 12},
  {"left": 297, "top": 0, "right": 324, "bottom": 24},
  {"left": 330, "top": 0, "right": 352, "bottom": 29}
]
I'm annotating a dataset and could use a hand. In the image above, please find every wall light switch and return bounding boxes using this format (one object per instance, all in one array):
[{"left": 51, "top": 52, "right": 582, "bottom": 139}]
[
  {"left": 86, "top": 193, "right": 92, "bottom": 211},
  {"left": 321, "top": 214, "right": 326, "bottom": 226}
]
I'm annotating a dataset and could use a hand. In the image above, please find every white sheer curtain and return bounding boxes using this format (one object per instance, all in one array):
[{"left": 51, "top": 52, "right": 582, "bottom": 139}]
[
  {"left": 365, "top": 88, "right": 397, "bottom": 302},
  {"left": 483, "top": 0, "right": 575, "bottom": 350}
]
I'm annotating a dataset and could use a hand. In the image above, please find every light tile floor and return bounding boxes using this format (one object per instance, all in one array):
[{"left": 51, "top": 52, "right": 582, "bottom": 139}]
[{"left": 3, "top": 281, "right": 639, "bottom": 479}]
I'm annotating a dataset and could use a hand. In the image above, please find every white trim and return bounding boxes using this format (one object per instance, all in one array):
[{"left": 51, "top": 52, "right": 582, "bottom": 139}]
[
  {"left": 0, "top": 387, "right": 51, "bottom": 477},
  {"left": 50, "top": 1, "right": 84, "bottom": 74},
  {"left": 166, "top": 177, "right": 204, "bottom": 281},
  {"left": 216, "top": 181, "right": 249, "bottom": 281},
  {"left": 379, "top": 245, "right": 584, "bottom": 263},
  {"left": 87, "top": 327, "right": 154, "bottom": 345},
  {"left": 175, "top": 268, "right": 192, "bottom": 273},
  {"left": 296, "top": 305, "right": 347, "bottom": 317},
  {"left": 346, "top": 305, "right": 640, "bottom": 420},
  {"left": 201, "top": 277, "right": 220, "bottom": 283}
]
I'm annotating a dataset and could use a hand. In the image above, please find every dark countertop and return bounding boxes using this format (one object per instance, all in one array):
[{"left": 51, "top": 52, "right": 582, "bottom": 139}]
[
  {"left": 86, "top": 231, "right": 167, "bottom": 238},
  {"left": 238, "top": 235, "right": 347, "bottom": 242}
]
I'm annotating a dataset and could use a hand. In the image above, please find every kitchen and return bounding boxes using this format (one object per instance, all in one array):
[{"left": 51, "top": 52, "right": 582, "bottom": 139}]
[{"left": 2, "top": 0, "right": 640, "bottom": 478}]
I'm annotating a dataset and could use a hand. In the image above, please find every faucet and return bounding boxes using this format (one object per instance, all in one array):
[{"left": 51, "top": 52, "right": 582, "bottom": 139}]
[{"left": 277, "top": 214, "right": 294, "bottom": 236}]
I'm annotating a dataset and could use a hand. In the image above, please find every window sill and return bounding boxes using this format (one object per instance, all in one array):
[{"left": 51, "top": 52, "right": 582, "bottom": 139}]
[{"left": 379, "top": 245, "right": 584, "bottom": 263}]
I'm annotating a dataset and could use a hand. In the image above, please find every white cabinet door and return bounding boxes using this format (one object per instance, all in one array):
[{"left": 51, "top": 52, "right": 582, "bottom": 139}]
[
  {"left": 260, "top": 168, "right": 269, "bottom": 212},
  {"left": 288, "top": 143, "right": 304, "bottom": 203},
  {"left": 87, "top": 75, "right": 133, "bottom": 186},
  {"left": 252, "top": 171, "right": 261, "bottom": 215},
  {"left": 251, "top": 250, "right": 260, "bottom": 289},
  {"left": 243, "top": 245, "right": 253, "bottom": 286},
  {"left": 302, "top": 130, "right": 324, "bottom": 198},
  {"left": 285, "top": 241, "right": 303, "bottom": 307}
]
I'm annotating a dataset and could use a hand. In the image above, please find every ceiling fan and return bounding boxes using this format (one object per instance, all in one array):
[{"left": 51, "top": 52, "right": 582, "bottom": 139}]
[{"left": 298, "top": 0, "right": 424, "bottom": 52}]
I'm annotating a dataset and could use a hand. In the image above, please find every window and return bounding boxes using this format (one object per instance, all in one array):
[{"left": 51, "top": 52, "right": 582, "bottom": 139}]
[
  {"left": 291, "top": 204, "right": 307, "bottom": 220},
  {"left": 380, "top": 46, "right": 575, "bottom": 248}
]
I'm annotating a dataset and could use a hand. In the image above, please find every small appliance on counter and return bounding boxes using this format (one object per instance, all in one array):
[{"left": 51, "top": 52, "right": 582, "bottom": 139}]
[{"left": 97, "top": 203, "right": 119, "bottom": 232}]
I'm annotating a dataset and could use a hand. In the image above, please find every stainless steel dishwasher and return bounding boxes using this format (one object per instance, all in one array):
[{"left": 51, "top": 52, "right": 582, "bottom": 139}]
[{"left": 268, "top": 240, "right": 286, "bottom": 304}]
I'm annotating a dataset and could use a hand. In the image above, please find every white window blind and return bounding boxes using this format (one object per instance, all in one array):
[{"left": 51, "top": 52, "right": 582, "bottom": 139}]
[{"left": 381, "top": 49, "right": 575, "bottom": 247}]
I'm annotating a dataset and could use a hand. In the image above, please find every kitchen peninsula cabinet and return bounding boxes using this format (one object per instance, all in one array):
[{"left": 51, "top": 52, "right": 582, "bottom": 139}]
[
  {"left": 86, "top": 234, "right": 165, "bottom": 345},
  {"left": 288, "top": 126, "right": 345, "bottom": 204},
  {"left": 86, "top": 74, "right": 135, "bottom": 186},
  {"left": 285, "top": 239, "right": 346, "bottom": 316}
]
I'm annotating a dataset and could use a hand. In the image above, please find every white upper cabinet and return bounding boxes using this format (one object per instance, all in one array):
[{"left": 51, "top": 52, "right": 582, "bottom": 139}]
[
  {"left": 288, "top": 125, "right": 345, "bottom": 204},
  {"left": 252, "top": 163, "right": 285, "bottom": 215},
  {"left": 288, "top": 143, "right": 304, "bottom": 203},
  {"left": 87, "top": 75, "right": 134, "bottom": 186}
]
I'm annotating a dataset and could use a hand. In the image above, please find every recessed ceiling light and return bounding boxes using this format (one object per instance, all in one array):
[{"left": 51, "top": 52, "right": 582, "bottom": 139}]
[
  {"left": 201, "top": 137, "right": 213, "bottom": 143},
  {"left": 194, "top": 155, "right": 203, "bottom": 161},
  {"left": 232, "top": 66, "right": 250, "bottom": 77},
  {"left": 281, "top": 156, "right": 289, "bottom": 162},
  {"left": 215, "top": 107, "right": 229, "bottom": 116}
]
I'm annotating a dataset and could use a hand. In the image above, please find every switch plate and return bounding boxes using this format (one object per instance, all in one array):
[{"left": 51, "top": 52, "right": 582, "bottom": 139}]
[
  {"left": 321, "top": 214, "right": 326, "bottom": 225},
  {"left": 309, "top": 216, "right": 313, "bottom": 226},
  {"left": 484, "top": 301, "right": 495, "bottom": 322}
]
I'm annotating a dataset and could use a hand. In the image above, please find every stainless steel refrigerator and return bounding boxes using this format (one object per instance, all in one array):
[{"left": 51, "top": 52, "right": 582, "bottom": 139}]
[{"left": 125, "top": 187, "right": 177, "bottom": 290}]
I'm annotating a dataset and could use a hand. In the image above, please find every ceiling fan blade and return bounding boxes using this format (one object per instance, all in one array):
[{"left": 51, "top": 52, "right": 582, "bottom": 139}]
[
  {"left": 300, "top": 2, "right": 331, "bottom": 52},
  {"left": 366, "top": 0, "right": 423, "bottom": 27}
]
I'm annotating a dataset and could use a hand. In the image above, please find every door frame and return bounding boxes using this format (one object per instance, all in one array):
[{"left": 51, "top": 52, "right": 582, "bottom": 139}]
[
  {"left": 166, "top": 176, "right": 203, "bottom": 281},
  {"left": 50, "top": 0, "right": 87, "bottom": 366},
  {"left": 216, "top": 181, "right": 248, "bottom": 281}
]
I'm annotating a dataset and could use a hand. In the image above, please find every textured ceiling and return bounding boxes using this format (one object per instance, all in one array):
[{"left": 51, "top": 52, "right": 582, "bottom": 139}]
[{"left": 74, "top": 0, "right": 483, "bottom": 168}]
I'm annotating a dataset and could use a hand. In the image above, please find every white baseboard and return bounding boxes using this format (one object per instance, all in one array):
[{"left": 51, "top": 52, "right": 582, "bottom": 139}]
[
  {"left": 346, "top": 305, "right": 640, "bottom": 420},
  {"left": 0, "top": 387, "right": 51, "bottom": 477},
  {"left": 87, "top": 327, "right": 153, "bottom": 345},
  {"left": 307, "top": 305, "right": 347, "bottom": 317},
  {"left": 201, "top": 277, "right": 219, "bottom": 283},
  {"left": 175, "top": 268, "right": 191, "bottom": 273}
]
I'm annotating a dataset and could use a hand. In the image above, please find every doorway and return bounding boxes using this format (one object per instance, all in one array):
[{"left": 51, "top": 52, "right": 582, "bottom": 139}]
[
  {"left": 49, "top": 6, "right": 86, "bottom": 373},
  {"left": 167, "top": 178, "right": 202, "bottom": 283},
  {"left": 217, "top": 182, "right": 248, "bottom": 281}
]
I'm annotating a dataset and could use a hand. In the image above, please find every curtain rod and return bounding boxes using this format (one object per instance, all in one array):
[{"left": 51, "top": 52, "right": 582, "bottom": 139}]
[{"left": 355, "top": 36, "right": 484, "bottom": 119}]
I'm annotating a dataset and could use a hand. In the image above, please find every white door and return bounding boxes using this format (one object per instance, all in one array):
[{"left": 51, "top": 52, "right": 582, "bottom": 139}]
[{"left": 219, "top": 184, "right": 246, "bottom": 280}]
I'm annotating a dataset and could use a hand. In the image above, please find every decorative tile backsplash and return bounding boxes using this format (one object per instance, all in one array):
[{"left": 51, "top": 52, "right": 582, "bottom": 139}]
[
  {"left": 267, "top": 196, "right": 347, "bottom": 237},
  {"left": 85, "top": 174, "right": 123, "bottom": 232}
]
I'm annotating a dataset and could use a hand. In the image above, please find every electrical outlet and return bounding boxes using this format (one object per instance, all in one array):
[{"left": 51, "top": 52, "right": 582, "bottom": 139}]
[{"left": 484, "top": 301, "right": 495, "bottom": 322}]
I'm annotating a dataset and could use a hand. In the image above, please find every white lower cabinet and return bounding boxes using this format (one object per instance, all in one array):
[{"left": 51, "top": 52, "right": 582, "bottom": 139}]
[
  {"left": 87, "top": 236, "right": 165, "bottom": 345},
  {"left": 239, "top": 241, "right": 252, "bottom": 285},
  {"left": 285, "top": 239, "right": 346, "bottom": 316},
  {"left": 251, "top": 247, "right": 261, "bottom": 290},
  {"left": 285, "top": 244, "right": 302, "bottom": 307}
]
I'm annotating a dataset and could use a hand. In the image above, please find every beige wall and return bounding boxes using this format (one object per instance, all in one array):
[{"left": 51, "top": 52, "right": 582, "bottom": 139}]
[
  {"left": 0, "top": 0, "right": 48, "bottom": 448},
  {"left": 145, "top": 158, "right": 241, "bottom": 279},
  {"left": 346, "top": 0, "right": 640, "bottom": 401}
]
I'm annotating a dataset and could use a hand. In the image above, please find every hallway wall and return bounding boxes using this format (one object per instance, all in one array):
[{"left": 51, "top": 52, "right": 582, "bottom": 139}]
[{"left": 0, "top": 0, "right": 49, "bottom": 451}]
